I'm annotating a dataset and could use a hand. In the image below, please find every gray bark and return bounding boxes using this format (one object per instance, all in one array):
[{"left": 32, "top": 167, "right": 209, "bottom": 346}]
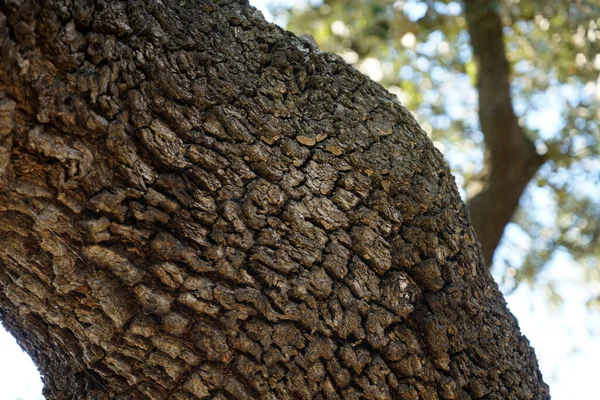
[{"left": 0, "top": 1, "right": 548, "bottom": 399}]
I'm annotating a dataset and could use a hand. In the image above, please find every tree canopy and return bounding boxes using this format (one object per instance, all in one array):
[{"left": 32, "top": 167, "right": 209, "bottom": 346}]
[{"left": 275, "top": 0, "right": 600, "bottom": 300}]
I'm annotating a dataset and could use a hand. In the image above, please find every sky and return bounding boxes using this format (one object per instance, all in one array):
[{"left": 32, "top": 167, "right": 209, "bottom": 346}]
[
  {"left": 0, "top": 328, "right": 44, "bottom": 400},
  {"left": 1, "top": 1, "right": 599, "bottom": 399}
]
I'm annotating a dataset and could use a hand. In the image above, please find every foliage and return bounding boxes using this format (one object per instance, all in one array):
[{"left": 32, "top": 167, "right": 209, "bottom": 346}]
[{"left": 272, "top": 0, "right": 600, "bottom": 300}]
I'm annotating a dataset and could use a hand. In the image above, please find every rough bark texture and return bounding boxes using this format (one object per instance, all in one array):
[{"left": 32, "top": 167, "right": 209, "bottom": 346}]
[
  {"left": 0, "top": 1, "right": 548, "bottom": 399},
  {"left": 465, "top": 0, "right": 545, "bottom": 265}
]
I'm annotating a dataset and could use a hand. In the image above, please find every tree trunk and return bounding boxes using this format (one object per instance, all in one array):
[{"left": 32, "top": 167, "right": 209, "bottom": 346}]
[
  {"left": 0, "top": 1, "right": 548, "bottom": 399},
  {"left": 465, "top": 0, "right": 545, "bottom": 265}
]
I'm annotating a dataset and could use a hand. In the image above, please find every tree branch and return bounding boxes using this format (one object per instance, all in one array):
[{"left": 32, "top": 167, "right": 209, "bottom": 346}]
[{"left": 465, "top": 0, "right": 545, "bottom": 265}]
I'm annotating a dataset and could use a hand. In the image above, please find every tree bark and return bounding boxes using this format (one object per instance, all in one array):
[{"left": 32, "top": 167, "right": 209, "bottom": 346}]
[
  {"left": 465, "top": 0, "right": 545, "bottom": 265},
  {"left": 0, "top": 1, "right": 548, "bottom": 399}
]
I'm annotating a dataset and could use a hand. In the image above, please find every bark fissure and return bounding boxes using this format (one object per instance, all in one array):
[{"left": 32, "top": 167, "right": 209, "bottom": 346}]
[{"left": 0, "top": 1, "right": 548, "bottom": 399}]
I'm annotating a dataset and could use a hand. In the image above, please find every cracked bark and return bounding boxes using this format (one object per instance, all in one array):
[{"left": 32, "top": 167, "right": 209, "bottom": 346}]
[
  {"left": 465, "top": 0, "right": 545, "bottom": 265},
  {"left": 0, "top": 1, "right": 548, "bottom": 399}
]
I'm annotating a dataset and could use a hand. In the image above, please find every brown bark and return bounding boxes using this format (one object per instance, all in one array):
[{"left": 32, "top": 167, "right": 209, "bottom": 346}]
[
  {"left": 0, "top": 1, "right": 548, "bottom": 399},
  {"left": 464, "top": 0, "right": 545, "bottom": 265}
]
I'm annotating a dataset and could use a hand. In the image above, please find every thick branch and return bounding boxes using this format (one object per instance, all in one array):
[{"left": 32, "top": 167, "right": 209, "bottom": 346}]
[
  {"left": 0, "top": 1, "right": 548, "bottom": 399},
  {"left": 465, "top": 0, "right": 545, "bottom": 265}
]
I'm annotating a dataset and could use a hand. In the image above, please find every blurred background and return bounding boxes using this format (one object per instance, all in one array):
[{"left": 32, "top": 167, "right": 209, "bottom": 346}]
[{"left": 1, "top": 0, "right": 600, "bottom": 398}]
